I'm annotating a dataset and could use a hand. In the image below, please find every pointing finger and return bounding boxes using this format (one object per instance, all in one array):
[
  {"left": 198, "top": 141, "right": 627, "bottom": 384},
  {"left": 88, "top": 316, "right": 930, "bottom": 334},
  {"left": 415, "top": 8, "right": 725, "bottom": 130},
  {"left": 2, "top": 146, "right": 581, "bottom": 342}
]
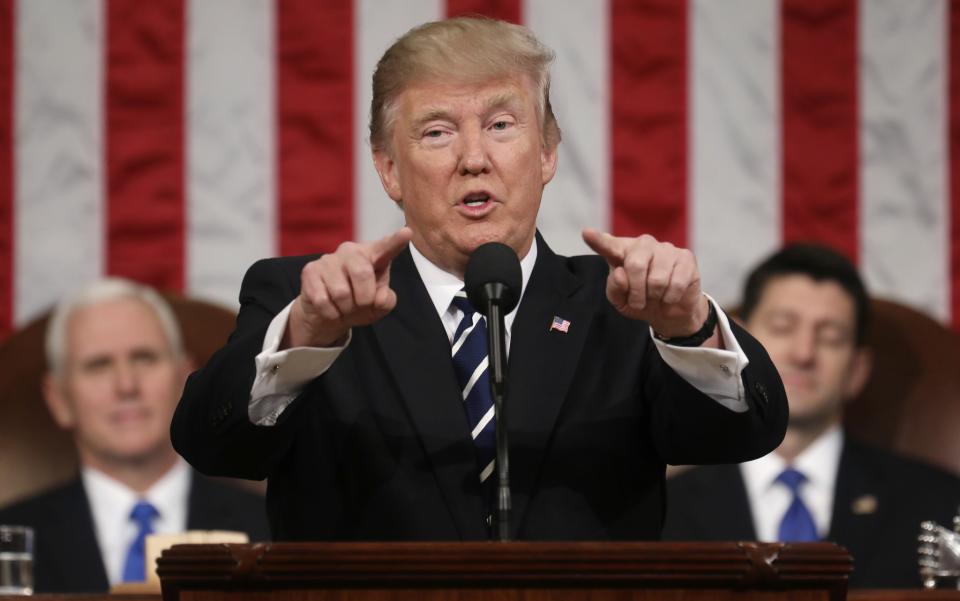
[{"left": 582, "top": 229, "right": 625, "bottom": 267}]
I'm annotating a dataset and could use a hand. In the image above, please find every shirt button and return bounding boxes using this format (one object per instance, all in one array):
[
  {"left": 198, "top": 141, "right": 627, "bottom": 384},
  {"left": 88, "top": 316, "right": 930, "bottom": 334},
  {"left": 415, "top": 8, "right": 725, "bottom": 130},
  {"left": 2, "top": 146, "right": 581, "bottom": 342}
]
[
  {"left": 720, "top": 364, "right": 731, "bottom": 376},
  {"left": 485, "top": 514, "right": 492, "bottom": 527},
  {"left": 272, "top": 364, "right": 280, "bottom": 372}
]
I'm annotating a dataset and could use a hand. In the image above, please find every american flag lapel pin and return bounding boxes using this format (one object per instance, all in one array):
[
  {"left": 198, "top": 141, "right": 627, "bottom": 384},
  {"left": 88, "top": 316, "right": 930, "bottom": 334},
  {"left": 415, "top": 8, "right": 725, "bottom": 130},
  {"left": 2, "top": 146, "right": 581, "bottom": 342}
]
[{"left": 550, "top": 316, "right": 571, "bottom": 333}]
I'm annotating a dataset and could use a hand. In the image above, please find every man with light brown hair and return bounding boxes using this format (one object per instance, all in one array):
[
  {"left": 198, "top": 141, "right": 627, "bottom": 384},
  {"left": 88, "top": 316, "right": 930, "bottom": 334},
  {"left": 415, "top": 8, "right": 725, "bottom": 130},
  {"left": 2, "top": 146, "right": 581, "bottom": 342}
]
[{"left": 173, "top": 17, "right": 788, "bottom": 541}]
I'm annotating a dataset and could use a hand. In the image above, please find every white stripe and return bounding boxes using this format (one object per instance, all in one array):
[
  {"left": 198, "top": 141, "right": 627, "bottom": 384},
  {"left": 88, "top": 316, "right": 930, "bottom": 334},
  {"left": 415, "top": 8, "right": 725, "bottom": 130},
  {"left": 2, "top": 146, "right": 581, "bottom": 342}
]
[
  {"left": 461, "top": 356, "right": 489, "bottom": 400},
  {"left": 471, "top": 405, "right": 495, "bottom": 440},
  {"left": 690, "top": 0, "right": 781, "bottom": 308},
  {"left": 479, "top": 459, "right": 495, "bottom": 483},
  {"left": 525, "top": 0, "right": 609, "bottom": 256},
  {"left": 450, "top": 313, "right": 480, "bottom": 356},
  {"left": 859, "top": 0, "right": 949, "bottom": 321},
  {"left": 15, "top": 0, "right": 104, "bottom": 325},
  {"left": 355, "top": 0, "right": 442, "bottom": 244},
  {"left": 186, "top": 0, "right": 276, "bottom": 310}
]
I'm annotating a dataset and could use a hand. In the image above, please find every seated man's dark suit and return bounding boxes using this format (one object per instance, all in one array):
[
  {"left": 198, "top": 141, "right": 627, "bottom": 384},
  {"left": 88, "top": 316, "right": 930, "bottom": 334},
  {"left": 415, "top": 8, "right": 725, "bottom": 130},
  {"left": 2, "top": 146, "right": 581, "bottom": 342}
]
[
  {"left": 662, "top": 437, "right": 960, "bottom": 588},
  {"left": 0, "top": 473, "right": 269, "bottom": 593},
  {"left": 172, "top": 237, "right": 789, "bottom": 541}
]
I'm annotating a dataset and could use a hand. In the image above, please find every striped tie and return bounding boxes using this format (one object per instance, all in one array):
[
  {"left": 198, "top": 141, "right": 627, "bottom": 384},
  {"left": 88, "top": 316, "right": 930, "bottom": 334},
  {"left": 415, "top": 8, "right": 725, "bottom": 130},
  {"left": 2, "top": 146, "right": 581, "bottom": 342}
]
[{"left": 450, "top": 291, "right": 496, "bottom": 494}]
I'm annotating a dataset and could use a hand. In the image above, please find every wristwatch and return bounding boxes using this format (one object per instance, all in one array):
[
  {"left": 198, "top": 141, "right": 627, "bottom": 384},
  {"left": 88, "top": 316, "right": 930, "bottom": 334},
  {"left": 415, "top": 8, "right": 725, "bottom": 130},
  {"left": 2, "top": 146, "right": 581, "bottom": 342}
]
[{"left": 653, "top": 300, "right": 718, "bottom": 347}]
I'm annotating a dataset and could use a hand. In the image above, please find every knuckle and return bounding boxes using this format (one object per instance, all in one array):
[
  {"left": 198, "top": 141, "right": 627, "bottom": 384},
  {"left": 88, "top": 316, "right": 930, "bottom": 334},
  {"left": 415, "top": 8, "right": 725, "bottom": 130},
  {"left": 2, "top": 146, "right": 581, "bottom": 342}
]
[
  {"left": 347, "top": 261, "right": 374, "bottom": 281},
  {"left": 647, "top": 274, "right": 669, "bottom": 291},
  {"left": 623, "top": 254, "right": 647, "bottom": 273},
  {"left": 337, "top": 241, "right": 358, "bottom": 254},
  {"left": 328, "top": 284, "right": 352, "bottom": 303}
]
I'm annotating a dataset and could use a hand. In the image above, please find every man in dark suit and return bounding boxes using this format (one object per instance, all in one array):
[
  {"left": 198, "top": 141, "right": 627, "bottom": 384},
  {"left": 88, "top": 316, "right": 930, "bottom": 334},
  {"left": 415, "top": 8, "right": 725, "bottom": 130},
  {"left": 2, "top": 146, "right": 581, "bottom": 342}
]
[
  {"left": 662, "top": 244, "right": 960, "bottom": 588},
  {"left": 0, "top": 279, "right": 268, "bottom": 593},
  {"left": 171, "top": 16, "right": 788, "bottom": 541}
]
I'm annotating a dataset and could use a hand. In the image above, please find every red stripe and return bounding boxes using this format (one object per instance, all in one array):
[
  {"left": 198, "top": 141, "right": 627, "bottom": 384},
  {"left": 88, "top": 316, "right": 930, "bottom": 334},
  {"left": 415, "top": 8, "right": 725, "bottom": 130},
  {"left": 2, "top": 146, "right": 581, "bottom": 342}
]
[
  {"left": 276, "top": 0, "right": 353, "bottom": 256},
  {"left": 0, "top": 0, "right": 13, "bottom": 337},
  {"left": 446, "top": 0, "right": 521, "bottom": 23},
  {"left": 951, "top": 1, "right": 960, "bottom": 330},
  {"left": 105, "top": 0, "right": 185, "bottom": 291},
  {"left": 610, "top": 0, "right": 688, "bottom": 246},
  {"left": 781, "top": 0, "right": 859, "bottom": 262}
]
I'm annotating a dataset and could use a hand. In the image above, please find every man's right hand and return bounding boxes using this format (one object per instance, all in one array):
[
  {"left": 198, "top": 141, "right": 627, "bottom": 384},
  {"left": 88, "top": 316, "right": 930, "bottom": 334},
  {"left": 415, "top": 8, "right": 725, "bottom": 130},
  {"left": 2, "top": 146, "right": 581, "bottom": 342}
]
[{"left": 284, "top": 227, "right": 413, "bottom": 349}]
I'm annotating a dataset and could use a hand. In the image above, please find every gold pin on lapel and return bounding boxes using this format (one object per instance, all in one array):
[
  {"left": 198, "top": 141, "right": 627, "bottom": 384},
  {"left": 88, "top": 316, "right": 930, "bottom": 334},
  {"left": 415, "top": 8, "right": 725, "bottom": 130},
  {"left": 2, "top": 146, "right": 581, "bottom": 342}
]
[{"left": 851, "top": 494, "right": 878, "bottom": 515}]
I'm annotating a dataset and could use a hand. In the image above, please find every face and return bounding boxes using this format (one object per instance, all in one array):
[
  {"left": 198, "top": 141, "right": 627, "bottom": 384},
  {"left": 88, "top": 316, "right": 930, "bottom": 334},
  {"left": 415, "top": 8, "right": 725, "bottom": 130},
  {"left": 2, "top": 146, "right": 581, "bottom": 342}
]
[
  {"left": 373, "top": 75, "right": 558, "bottom": 276},
  {"left": 44, "top": 298, "right": 189, "bottom": 470},
  {"left": 745, "top": 275, "right": 871, "bottom": 431}
]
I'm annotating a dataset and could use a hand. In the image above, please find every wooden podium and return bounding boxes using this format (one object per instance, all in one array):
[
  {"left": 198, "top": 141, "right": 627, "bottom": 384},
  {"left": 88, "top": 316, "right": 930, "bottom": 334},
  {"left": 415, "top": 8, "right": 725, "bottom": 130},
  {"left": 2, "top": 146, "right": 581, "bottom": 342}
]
[{"left": 158, "top": 541, "right": 853, "bottom": 601}]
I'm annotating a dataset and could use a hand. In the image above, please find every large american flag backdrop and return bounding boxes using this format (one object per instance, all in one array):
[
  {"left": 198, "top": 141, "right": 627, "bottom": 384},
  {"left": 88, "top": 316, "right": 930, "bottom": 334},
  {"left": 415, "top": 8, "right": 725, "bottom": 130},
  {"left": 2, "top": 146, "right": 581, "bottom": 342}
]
[{"left": 1, "top": 0, "right": 959, "bottom": 339}]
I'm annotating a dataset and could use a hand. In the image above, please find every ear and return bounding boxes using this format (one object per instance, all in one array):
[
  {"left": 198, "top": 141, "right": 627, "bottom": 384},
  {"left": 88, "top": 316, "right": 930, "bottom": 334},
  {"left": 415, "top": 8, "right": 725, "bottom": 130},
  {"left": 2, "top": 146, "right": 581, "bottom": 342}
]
[
  {"left": 42, "top": 372, "right": 76, "bottom": 430},
  {"left": 540, "top": 143, "right": 558, "bottom": 186},
  {"left": 372, "top": 147, "right": 403, "bottom": 204},
  {"left": 844, "top": 347, "right": 873, "bottom": 400}
]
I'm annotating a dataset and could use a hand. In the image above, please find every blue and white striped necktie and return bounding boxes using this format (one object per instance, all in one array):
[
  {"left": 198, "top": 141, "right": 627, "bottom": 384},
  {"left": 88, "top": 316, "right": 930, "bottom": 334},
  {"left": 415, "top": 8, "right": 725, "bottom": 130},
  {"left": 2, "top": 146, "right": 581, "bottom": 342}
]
[{"left": 450, "top": 291, "right": 496, "bottom": 492}]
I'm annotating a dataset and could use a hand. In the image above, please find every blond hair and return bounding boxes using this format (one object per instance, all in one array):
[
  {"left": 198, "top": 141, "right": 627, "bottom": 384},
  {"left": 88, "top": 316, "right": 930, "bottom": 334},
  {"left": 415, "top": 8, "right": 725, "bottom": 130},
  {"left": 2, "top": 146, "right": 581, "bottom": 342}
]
[{"left": 370, "top": 17, "right": 562, "bottom": 151}]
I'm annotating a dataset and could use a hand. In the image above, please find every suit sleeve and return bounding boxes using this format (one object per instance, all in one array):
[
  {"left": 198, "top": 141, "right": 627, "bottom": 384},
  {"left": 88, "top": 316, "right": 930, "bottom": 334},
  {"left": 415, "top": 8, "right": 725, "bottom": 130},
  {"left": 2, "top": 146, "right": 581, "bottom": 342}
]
[
  {"left": 645, "top": 319, "right": 789, "bottom": 466},
  {"left": 171, "top": 257, "right": 313, "bottom": 480}
]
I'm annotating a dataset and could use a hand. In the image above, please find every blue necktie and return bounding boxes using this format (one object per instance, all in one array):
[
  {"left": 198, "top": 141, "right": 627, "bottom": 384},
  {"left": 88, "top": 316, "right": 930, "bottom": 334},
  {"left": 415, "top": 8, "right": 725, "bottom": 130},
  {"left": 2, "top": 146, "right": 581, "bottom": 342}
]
[
  {"left": 450, "top": 292, "right": 496, "bottom": 495},
  {"left": 776, "top": 468, "right": 819, "bottom": 542},
  {"left": 122, "top": 500, "right": 159, "bottom": 582}
]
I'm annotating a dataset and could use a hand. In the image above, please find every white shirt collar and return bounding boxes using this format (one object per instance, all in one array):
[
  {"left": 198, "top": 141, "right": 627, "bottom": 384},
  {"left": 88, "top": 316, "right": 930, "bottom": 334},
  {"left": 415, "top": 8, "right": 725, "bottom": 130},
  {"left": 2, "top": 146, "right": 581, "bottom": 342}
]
[
  {"left": 408, "top": 238, "right": 538, "bottom": 327},
  {"left": 82, "top": 458, "right": 191, "bottom": 585},
  {"left": 740, "top": 425, "right": 843, "bottom": 540}
]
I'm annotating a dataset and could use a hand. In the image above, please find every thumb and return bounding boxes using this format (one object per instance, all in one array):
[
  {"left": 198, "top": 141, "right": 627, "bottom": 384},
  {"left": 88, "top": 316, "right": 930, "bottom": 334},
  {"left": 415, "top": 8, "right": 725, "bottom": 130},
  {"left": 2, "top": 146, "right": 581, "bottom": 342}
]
[{"left": 370, "top": 227, "right": 413, "bottom": 273}]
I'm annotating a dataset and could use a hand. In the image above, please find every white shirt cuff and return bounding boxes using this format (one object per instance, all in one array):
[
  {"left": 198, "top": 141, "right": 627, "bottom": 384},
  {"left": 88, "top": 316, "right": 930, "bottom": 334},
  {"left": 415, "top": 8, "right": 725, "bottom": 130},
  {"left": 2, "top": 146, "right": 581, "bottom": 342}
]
[
  {"left": 248, "top": 300, "right": 350, "bottom": 426},
  {"left": 650, "top": 294, "right": 749, "bottom": 413}
]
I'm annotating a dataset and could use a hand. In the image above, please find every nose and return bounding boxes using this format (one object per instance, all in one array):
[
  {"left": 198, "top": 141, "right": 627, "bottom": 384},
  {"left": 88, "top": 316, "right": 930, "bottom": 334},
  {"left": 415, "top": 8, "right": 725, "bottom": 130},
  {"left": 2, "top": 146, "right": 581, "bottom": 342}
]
[
  {"left": 457, "top": 125, "right": 491, "bottom": 175},
  {"left": 113, "top": 360, "right": 141, "bottom": 399},
  {"left": 789, "top": 328, "right": 817, "bottom": 366}
]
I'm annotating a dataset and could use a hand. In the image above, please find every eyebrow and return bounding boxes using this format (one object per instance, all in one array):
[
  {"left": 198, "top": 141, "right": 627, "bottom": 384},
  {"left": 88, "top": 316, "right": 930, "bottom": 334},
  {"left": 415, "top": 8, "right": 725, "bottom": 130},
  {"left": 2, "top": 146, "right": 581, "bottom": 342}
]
[{"left": 409, "top": 92, "right": 525, "bottom": 132}]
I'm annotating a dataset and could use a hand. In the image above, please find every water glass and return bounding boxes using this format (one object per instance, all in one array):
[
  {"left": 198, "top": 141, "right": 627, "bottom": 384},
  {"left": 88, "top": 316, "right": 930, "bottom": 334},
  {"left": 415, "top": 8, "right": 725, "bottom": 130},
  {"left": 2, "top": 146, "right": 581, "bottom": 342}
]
[{"left": 0, "top": 525, "right": 33, "bottom": 595}]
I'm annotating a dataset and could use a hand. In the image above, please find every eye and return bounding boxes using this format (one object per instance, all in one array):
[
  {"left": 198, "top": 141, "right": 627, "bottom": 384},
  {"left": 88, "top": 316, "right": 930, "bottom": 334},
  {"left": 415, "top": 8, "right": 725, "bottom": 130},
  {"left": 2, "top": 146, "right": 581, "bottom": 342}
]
[
  {"left": 491, "top": 120, "right": 510, "bottom": 131},
  {"left": 816, "top": 325, "right": 852, "bottom": 348},
  {"left": 81, "top": 357, "right": 113, "bottom": 375},
  {"left": 424, "top": 129, "right": 443, "bottom": 138},
  {"left": 131, "top": 349, "right": 161, "bottom": 366}
]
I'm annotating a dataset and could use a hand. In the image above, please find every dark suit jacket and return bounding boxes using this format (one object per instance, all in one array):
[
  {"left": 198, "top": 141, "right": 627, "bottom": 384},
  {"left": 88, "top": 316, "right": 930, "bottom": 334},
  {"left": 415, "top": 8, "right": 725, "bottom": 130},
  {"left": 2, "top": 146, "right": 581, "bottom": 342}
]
[
  {"left": 172, "top": 236, "right": 788, "bottom": 541},
  {"left": 662, "top": 437, "right": 960, "bottom": 588},
  {"left": 0, "top": 472, "right": 269, "bottom": 593}
]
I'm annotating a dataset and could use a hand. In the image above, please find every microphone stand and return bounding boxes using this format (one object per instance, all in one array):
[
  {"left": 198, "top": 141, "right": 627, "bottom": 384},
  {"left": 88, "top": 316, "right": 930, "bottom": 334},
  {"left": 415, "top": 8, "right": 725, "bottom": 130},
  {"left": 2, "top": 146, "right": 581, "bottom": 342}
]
[{"left": 483, "top": 283, "right": 511, "bottom": 542}]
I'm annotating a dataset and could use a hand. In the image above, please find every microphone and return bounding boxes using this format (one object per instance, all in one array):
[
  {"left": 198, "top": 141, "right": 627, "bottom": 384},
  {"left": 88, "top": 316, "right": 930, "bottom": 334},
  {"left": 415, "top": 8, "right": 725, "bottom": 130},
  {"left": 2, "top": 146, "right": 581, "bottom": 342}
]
[{"left": 464, "top": 242, "right": 521, "bottom": 543}]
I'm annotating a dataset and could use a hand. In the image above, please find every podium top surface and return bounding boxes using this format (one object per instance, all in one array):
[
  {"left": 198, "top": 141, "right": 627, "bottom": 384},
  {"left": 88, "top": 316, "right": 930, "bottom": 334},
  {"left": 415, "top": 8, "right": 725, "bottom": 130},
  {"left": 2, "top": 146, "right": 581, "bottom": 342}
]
[{"left": 158, "top": 540, "right": 852, "bottom": 588}]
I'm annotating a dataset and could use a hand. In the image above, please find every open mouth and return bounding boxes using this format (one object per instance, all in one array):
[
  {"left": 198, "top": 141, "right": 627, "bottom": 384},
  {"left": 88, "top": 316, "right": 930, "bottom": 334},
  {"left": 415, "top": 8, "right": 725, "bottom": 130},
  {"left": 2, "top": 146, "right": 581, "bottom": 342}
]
[{"left": 462, "top": 192, "right": 492, "bottom": 207}]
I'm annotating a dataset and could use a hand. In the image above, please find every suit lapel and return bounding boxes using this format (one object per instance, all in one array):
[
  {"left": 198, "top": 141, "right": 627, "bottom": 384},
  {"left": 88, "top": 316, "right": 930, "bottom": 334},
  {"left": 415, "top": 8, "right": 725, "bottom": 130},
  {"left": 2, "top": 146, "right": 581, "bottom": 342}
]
[
  {"left": 506, "top": 237, "right": 593, "bottom": 537},
  {"left": 710, "top": 465, "right": 758, "bottom": 540},
  {"left": 52, "top": 479, "right": 110, "bottom": 591},
  {"left": 828, "top": 440, "right": 884, "bottom": 558},
  {"left": 372, "top": 248, "right": 487, "bottom": 539},
  {"left": 186, "top": 473, "right": 224, "bottom": 530},
  {"left": 677, "top": 465, "right": 757, "bottom": 540}
]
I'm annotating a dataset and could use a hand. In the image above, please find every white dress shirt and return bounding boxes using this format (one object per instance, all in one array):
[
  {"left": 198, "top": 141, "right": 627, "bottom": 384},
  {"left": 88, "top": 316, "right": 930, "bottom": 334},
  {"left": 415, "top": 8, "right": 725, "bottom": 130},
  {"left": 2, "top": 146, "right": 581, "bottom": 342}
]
[
  {"left": 248, "top": 238, "right": 750, "bottom": 426},
  {"left": 739, "top": 425, "right": 843, "bottom": 541},
  {"left": 82, "top": 459, "right": 190, "bottom": 586}
]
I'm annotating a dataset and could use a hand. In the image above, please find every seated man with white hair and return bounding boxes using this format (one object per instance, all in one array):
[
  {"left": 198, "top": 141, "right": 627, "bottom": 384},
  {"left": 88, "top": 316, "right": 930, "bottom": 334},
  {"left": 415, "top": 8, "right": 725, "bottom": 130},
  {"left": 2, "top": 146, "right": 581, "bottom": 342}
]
[{"left": 0, "top": 279, "right": 269, "bottom": 593}]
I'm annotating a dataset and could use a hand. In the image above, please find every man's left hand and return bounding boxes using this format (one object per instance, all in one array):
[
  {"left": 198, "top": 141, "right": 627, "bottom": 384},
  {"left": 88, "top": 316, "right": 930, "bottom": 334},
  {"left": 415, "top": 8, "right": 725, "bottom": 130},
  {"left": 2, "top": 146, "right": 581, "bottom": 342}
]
[{"left": 582, "top": 229, "right": 716, "bottom": 346}]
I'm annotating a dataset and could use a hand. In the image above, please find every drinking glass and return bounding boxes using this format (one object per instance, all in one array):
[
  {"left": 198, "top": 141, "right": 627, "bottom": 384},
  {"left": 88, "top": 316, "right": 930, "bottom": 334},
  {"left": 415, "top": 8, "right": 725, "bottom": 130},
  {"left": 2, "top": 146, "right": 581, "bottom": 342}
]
[{"left": 0, "top": 525, "right": 33, "bottom": 595}]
